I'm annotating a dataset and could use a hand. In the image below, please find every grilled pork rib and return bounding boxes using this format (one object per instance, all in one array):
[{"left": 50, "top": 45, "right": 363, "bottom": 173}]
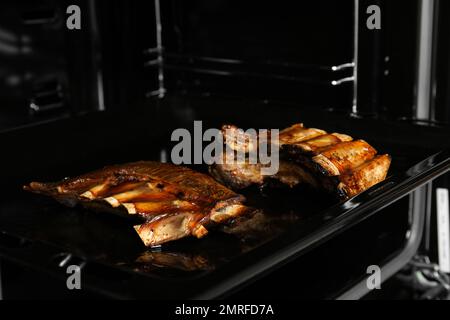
[
  {"left": 24, "top": 161, "right": 249, "bottom": 247},
  {"left": 210, "top": 124, "right": 391, "bottom": 198}
]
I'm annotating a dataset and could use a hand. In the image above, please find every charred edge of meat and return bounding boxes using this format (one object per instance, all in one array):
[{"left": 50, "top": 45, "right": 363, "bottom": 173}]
[
  {"left": 209, "top": 159, "right": 323, "bottom": 194},
  {"left": 275, "top": 161, "right": 320, "bottom": 189},
  {"left": 208, "top": 163, "right": 263, "bottom": 190}
]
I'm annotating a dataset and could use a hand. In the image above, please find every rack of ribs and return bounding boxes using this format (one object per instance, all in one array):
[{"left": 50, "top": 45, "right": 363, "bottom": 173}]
[
  {"left": 209, "top": 123, "right": 391, "bottom": 199},
  {"left": 24, "top": 161, "right": 250, "bottom": 247}
]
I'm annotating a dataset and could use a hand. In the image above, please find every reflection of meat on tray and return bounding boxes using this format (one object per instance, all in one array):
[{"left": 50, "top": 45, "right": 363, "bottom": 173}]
[
  {"left": 131, "top": 208, "right": 303, "bottom": 272},
  {"left": 223, "top": 210, "right": 300, "bottom": 243},
  {"left": 134, "top": 251, "right": 214, "bottom": 272}
]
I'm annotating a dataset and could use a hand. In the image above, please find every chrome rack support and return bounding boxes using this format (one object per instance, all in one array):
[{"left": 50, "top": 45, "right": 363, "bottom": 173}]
[
  {"left": 331, "top": 62, "right": 356, "bottom": 86},
  {"left": 416, "top": 0, "right": 436, "bottom": 121},
  {"left": 154, "top": 0, "right": 165, "bottom": 98},
  {"left": 352, "top": 0, "right": 360, "bottom": 115},
  {"left": 338, "top": 184, "right": 430, "bottom": 300},
  {"left": 88, "top": 0, "right": 105, "bottom": 111}
]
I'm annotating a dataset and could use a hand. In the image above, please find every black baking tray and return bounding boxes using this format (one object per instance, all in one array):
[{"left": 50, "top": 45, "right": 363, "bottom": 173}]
[{"left": 1, "top": 95, "right": 450, "bottom": 299}]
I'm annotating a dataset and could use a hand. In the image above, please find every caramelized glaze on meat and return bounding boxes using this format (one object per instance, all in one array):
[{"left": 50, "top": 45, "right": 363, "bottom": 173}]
[
  {"left": 210, "top": 124, "right": 391, "bottom": 199},
  {"left": 24, "top": 161, "right": 250, "bottom": 247}
]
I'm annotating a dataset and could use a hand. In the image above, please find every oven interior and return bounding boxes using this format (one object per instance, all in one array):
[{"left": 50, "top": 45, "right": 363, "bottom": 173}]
[
  {"left": 0, "top": 0, "right": 450, "bottom": 299},
  {"left": 0, "top": 96, "right": 448, "bottom": 298}
]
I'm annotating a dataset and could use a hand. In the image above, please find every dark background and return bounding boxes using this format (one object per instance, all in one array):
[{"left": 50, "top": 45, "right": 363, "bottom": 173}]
[{"left": 1, "top": 0, "right": 439, "bottom": 130}]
